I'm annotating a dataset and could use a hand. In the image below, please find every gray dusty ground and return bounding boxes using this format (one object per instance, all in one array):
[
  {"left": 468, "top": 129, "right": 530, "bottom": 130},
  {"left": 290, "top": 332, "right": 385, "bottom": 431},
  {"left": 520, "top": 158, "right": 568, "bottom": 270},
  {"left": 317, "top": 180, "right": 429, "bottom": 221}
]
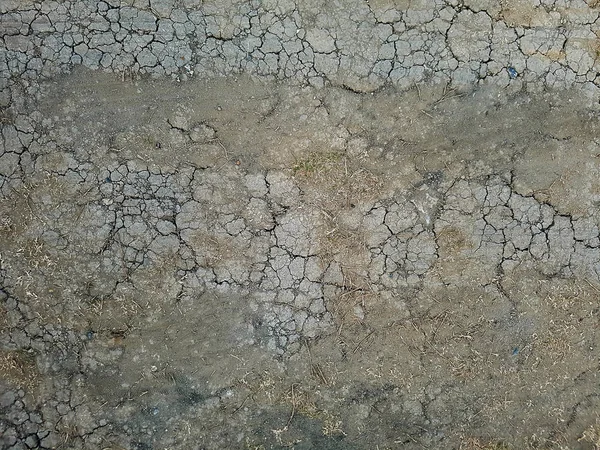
[
  {"left": 2, "top": 0, "right": 600, "bottom": 93},
  {"left": 3, "top": 1, "right": 600, "bottom": 450}
]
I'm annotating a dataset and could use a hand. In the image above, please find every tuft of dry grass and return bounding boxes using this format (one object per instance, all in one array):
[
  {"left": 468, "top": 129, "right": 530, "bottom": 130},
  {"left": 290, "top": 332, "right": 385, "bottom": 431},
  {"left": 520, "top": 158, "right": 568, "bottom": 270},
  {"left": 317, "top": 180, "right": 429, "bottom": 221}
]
[
  {"left": 244, "top": 438, "right": 266, "bottom": 450},
  {"left": 0, "top": 349, "right": 39, "bottom": 391},
  {"left": 544, "top": 49, "right": 566, "bottom": 62},
  {"left": 460, "top": 437, "right": 511, "bottom": 450},
  {"left": 499, "top": 1, "right": 536, "bottom": 28},
  {"left": 319, "top": 214, "right": 366, "bottom": 253},
  {"left": 0, "top": 108, "right": 14, "bottom": 125},
  {"left": 240, "top": 372, "right": 346, "bottom": 442},
  {"left": 291, "top": 150, "right": 384, "bottom": 313},
  {"left": 292, "top": 151, "right": 343, "bottom": 177},
  {"left": 0, "top": 216, "right": 14, "bottom": 233},
  {"left": 436, "top": 226, "right": 469, "bottom": 254},
  {"left": 579, "top": 421, "right": 600, "bottom": 449},
  {"left": 330, "top": 286, "right": 376, "bottom": 339},
  {"left": 292, "top": 150, "right": 384, "bottom": 211},
  {"left": 321, "top": 411, "right": 345, "bottom": 437},
  {"left": 590, "top": 37, "right": 600, "bottom": 62}
]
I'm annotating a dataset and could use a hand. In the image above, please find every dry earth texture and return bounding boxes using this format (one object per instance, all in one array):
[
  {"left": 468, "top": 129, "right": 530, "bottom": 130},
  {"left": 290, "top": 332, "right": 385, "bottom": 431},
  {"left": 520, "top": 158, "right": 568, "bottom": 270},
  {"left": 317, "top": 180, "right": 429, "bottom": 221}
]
[{"left": 3, "top": 1, "right": 600, "bottom": 450}]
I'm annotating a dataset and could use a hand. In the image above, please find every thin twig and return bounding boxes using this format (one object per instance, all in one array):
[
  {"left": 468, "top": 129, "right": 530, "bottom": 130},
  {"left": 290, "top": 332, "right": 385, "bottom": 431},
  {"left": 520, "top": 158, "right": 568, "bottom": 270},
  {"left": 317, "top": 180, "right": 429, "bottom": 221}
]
[
  {"left": 353, "top": 329, "right": 376, "bottom": 354},
  {"left": 231, "top": 393, "right": 252, "bottom": 415},
  {"left": 414, "top": 81, "right": 422, "bottom": 100},
  {"left": 585, "top": 278, "right": 600, "bottom": 292},
  {"left": 285, "top": 384, "right": 297, "bottom": 428},
  {"left": 435, "top": 93, "right": 465, "bottom": 104}
]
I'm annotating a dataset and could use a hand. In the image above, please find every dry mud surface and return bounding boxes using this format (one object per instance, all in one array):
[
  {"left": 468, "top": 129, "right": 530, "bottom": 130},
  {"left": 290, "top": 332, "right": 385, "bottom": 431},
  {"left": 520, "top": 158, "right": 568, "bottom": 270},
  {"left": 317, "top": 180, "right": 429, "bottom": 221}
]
[
  {"left": 3, "top": 1, "right": 600, "bottom": 450},
  {"left": 2, "top": 70, "right": 600, "bottom": 450}
]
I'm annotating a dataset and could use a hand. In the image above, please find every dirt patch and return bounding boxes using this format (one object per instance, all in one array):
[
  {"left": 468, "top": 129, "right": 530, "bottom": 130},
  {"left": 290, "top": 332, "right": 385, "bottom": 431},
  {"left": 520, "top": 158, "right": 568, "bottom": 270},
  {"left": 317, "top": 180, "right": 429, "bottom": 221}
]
[{"left": 2, "top": 69, "right": 600, "bottom": 449}]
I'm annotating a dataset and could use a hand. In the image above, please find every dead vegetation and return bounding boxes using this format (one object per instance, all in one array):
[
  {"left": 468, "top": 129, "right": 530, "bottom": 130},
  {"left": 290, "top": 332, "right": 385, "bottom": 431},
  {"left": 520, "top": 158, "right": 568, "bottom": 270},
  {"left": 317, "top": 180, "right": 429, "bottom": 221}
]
[
  {"left": 0, "top": 107, "right": 14, "bottom": 125},
  {"left": 460, "top": 438, "right": 511, "bottom": 450},
  {"left": 499, "top": 0, "right": 538, "bottom": 27},
  {"left": 292, "top": 150, "right": 384, "bottom": 211},
  {"left": 237, "top": 369, "right": 345, "bottom": 448},
  {"left": 588, "top": 0, "right": 600, "bottom": 8},
  {"left": 590, "top": 33, "right": 600, "bottom": 62},
  {"left": 579, "top": 421, "right": 600, "bottom": 449},
  {"left": 0, "top": 349, "right": 39, "bottom": 391},
  {"left": 436, "top": 225, "right": 470, "bottom": 254}
]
